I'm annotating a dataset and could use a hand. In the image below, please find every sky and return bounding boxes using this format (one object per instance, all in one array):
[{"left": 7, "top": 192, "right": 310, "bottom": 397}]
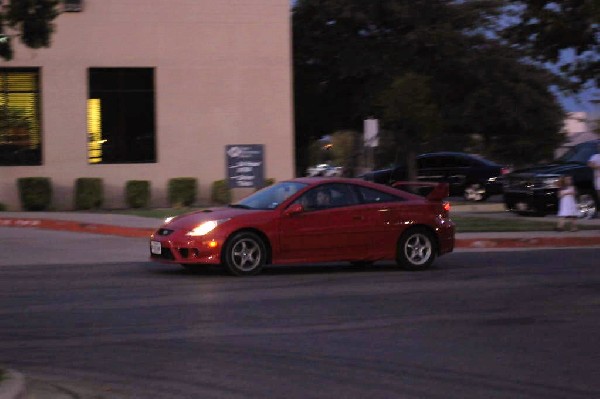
[{"left": 559, "top": 87, "right": 599, "bottom": 118}]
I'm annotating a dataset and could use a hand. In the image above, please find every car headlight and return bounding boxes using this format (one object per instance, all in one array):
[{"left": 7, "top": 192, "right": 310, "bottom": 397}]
[{"left": 185, "top": 219, "right": 230, "bottom": 236}]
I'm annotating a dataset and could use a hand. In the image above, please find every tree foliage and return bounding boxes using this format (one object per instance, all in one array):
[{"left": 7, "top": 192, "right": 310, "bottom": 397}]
[
  {"left": 502, "top": 0, "right": 600, "bottom": 90},
  {"left": 293, "top": 0, "right": 566, "bottom": 171},
  {"left": 0, "top": 0, "right": 59, "bottom": 61}
]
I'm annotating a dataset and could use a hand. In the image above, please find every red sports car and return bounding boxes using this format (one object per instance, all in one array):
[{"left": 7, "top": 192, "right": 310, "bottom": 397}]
[{"left": 150, "top": 177, "right": 455, "bottom": 276}]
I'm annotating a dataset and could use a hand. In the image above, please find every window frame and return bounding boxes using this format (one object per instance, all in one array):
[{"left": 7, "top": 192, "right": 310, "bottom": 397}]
[{"left": 0, "top": 67, "right": 42, "bottom": 167}]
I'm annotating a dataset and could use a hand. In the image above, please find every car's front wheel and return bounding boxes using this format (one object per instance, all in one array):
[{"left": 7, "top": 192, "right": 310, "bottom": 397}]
[
  {"left": 222, "top": 232, "right": 267, "bottom": 276},
  {"left": 396, "top": 228, "right": 436, "bottom": 270},
  {"left": 463, "top": 183, "right": 487, "bottom": 201}
]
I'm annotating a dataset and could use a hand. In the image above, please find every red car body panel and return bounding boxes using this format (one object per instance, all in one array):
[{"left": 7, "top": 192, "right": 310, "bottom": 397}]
[{"left": 150, "top": 177, "right": 455, "bottom": 267}]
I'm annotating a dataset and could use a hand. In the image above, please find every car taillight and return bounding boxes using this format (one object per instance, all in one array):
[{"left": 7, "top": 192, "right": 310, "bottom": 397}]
[
  {"left": 501, "top": 167, "right": 510, "bottom": 175},
  {"left": 441, "top": 201, "right": 450, "bottom": 217}
]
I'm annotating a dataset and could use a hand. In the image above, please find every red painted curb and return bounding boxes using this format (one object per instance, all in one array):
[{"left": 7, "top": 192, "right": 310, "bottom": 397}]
[{"left": 0, "top": 218, "right": 154, "bottom": 238}]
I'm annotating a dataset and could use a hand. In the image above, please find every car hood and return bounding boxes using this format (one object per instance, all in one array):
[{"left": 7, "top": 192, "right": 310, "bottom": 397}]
[
  {"left": 510, "top": 162, "right": 588, "bottom": 176},
  {"left": 161, "top": 207, "right": 261, "bottom": 230}
]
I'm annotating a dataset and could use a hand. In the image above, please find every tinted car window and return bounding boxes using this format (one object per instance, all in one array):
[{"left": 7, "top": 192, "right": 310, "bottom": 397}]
[
  {"left": 294, "top": 183, "right": 359, "bottom": 210},
  {"left": 237, "top": 182, "right": 307, "bottom": 209},
  {"left": 453, "top": 156, "right": 471, "bottom": 167},
  {"left": 418, "top": 156, "right": 442, "bottom": 168},
  {"left": 357, "top": 186, "right": 403, "bottom": 204},
  {"left": 557, "top": 142, "right": 599, "bottom": 164}
]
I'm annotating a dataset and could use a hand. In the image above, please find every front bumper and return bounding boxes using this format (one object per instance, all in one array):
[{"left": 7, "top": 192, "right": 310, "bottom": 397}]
[
  {"left": 149, "top": 234, "right": 223, "bottom": 265},
  {"left": 503, "top": 189, "right": 558, "bottom": 215}
]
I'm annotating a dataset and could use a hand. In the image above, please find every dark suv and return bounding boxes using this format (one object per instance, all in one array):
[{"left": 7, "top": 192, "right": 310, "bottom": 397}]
[
  {"left": 362, "top": 152, "right": 508, "bottom": 201},
  {"left": 503, "top": 139, "right": 599, "bottom": 218}
]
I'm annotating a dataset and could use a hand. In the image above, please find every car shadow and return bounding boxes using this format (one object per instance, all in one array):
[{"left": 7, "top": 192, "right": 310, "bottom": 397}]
[{"left": 144, "top": 261, "right": 444, "bottom": 278}]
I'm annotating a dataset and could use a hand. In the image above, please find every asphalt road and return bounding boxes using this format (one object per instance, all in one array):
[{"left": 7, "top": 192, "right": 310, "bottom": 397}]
[{"left": 0, "top": 232, "right": 599, "bottom": 398}]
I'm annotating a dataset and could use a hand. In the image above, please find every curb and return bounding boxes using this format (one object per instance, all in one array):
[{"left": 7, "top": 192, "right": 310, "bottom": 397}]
[
  {"left": 0, "top": 369, "right": 26, "bottom": 399},
  {"left": 0, "top": 217, "right": 153, "bottom": 238},
  {"left": 455, "top": 236, "right": 600, "bottom": 249}
]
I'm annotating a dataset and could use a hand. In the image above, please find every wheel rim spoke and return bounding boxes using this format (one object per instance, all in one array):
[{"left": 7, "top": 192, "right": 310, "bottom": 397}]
[
  {"left": 405, "top": 234, "right": 431, "bottom": 265},
  {"left": 232, "top": 239, "right": 261, "bottom": 271}
]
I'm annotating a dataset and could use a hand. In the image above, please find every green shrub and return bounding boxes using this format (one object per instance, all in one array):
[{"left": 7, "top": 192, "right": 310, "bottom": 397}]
[
  {"left": 211, "top": 179, "right": 231, "bottom": 205},
  {"left": 75, "top": 178, "right": 103, "bottom": 210},
  {"left": 168, "top": 177, "right": 197, "bottom": 207},
  {"left": 125, "top": 180, "right": 150, "bottom": 208},
  {"left": 17, "top": 177, "right": 52, "bottom": 211},
  {"left": 255, "top": 177, "right": 276, "bottom": 191},
  {"left": 0, "top": 202, "right": 7, "bottom": 211}
]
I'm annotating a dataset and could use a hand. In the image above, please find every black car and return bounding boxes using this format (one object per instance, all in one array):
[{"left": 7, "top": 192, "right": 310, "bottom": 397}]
[
  {"left": 503, "top": 139, "right": 599, "bottom": 218},
  {"left": 362, "top": 152, "right": 508, "bottom": 201}
]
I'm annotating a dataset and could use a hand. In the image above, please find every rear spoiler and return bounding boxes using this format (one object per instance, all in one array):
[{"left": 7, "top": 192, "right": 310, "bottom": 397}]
[{"left": 391, "top": 181, "right": 449, "bottom": 201}]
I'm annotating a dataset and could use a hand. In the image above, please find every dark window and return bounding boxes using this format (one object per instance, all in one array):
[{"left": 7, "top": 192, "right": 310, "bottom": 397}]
[
  {"left": 88, "top": 68, "right": 155, "bottom": 164},
  {"left": 357, "top": 186, "right": 403, "bottom": 204},
  {"left": 452, "top": 156, "right": 472, "bottom": 167},
  {"left": 0, "top": 68, "right": 41, "bottom": 166},
  {"left": 418, "top": 156, "right": 443, "bottom": 169},
  {"left": 294, "top": 184, "right": 359, "bottom": 210}
]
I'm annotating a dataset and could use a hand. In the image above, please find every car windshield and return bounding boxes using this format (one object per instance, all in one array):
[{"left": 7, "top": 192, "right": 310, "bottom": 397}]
[
  {"left": 233, "top": 181, "right": 308, "bottom": 210},
  {"left": 556, "top": 143, "right": 598, "bottom": 164}
]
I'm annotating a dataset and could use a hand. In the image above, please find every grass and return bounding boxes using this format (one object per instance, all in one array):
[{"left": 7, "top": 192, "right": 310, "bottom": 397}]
[
  {"left": 451, "top": 214, "right": 598, "bottom": 232},
  {"left": 452, "top": 214, "right": 553, "bottom": 232}
]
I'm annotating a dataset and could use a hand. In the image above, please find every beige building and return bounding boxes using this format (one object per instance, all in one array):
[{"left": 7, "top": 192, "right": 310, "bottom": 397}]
[
  {"left": 555, "top": 112, "right": 599, "bottom": 158},
  {"left": 0, "top": 0, "right": 294, "bottom": 210}
]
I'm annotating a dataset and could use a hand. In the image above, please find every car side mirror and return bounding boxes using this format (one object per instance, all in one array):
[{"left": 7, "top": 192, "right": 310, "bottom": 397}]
[{"left": 284, "top": 203, "right": 304, "bottom": 216}]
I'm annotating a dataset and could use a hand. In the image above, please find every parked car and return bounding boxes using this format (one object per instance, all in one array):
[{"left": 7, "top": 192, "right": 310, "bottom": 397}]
[
  {"left": 362, "top": 152, "right": 509, "bottom": 201},
  {"left": 503, "top": 139, "right": 599, "bottom": 218},
  {"left": 306, "top": 163, "right": 343, "bottom": 177},
  {"left": 150, "top": 177, "right": 455, "bottom": 275}
]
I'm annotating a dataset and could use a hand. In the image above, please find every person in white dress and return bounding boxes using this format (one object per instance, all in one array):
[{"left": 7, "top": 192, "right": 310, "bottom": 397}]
[
  {"left": 556, "top": 175, "right": 578, "bottom": 231},
  {"left": 588, "top": 143, "right": 600, "bottom": 217}
]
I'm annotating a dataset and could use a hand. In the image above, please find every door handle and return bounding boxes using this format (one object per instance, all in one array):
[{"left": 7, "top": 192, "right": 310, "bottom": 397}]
[{"left": 352, "top": 215, "right": 364, "bottom": 220}]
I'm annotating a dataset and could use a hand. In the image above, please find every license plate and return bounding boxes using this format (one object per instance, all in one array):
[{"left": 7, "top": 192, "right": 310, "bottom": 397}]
[
  {"left": 151, "top": 241, "right": 162, "bottom": 255},
  {"left": 516, "top": 202, "right": 528, "bottom": 211}
]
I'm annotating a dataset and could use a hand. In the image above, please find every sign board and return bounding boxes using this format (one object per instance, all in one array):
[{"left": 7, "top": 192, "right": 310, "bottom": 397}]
[
  {"left": 226, "top": 144, "right": 265, "bottom": 189},
  {"left": 364, "top": 118, "right": 379, "bottom": 147}
]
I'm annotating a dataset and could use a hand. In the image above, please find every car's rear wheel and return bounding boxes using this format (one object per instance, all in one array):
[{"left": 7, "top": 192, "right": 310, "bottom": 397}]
[
  {"left": 578, "top": 192, "right": 597, "bottom": 219},
  {"left": 222, "top": 232, "right": 266, "bottom": 276},
  {"left": 463, "top": 183, "right": 487, "bottom": 201},
  {"left": 396, "top": 228, "right": 436, "bottom": 270}
]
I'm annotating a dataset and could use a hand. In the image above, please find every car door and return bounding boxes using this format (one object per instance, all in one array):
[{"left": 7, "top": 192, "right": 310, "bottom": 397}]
[
  {"left": 417, "top": 155, "right": 446, "bottom": 183},
  {"left": 354, "top": 185, "right": 410, "bottom": 258},
  {"left": 278, "top": 183, "right": 369, "bottom": 262},
  {"left": 445, "top": 155, "right": 471, "bottom": 193}
]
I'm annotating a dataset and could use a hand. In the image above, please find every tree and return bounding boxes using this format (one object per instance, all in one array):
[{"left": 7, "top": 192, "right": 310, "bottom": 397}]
[
  {"left": 377, "top": 73, "right": 443, "bottom": 179},
  {"left": 293, "top": 0, "right": 565, "bottom": 170},
  {"left": 0, "top": 0, "right": 59, "bottom": 61},
  {"left": 501, "top": 0, "right": 600, "bottom": 90}
]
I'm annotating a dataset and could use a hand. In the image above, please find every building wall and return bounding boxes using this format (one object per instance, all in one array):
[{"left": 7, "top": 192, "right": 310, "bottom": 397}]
[
  {"left": 0, "top": 0, "right": 294, "bottom": 210},
  {"left": 555, "top": 112, "right": 599, "bottom": 158}
]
